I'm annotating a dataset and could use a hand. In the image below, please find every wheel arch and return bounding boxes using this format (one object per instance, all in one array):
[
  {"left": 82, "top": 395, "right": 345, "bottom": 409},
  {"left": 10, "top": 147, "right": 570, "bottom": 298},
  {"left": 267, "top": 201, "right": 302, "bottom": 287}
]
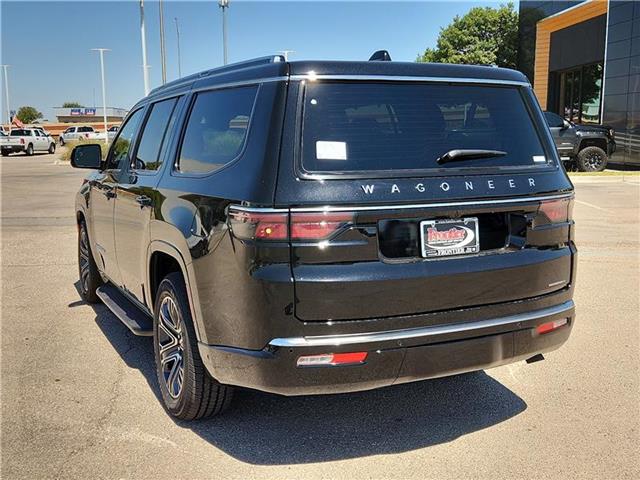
[
  {"left": 147, "top": 241, "right": 206, "bottom": 343},
  {"left": 578, "top": 137, "right": 608, "bottom": 153}
]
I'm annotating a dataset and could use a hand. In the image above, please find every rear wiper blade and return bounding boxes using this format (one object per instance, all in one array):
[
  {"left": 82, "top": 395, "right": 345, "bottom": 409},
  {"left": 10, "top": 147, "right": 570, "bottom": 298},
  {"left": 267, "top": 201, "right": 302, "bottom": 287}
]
[{"left": 436, "top": 149, "right": 507, "bottom": 165}]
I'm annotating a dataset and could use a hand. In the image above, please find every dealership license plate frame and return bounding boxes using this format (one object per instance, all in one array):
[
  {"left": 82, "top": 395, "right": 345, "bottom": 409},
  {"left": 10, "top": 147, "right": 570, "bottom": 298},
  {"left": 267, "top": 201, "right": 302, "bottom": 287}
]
[{"left": 420, "top": 217, "right": 480, "bottom": 258}]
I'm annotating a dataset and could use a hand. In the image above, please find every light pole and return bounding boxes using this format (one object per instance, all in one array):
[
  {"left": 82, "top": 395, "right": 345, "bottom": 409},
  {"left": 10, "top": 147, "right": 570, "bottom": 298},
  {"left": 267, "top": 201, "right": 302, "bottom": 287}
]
[
  {"left": 175, "top": 17, "right": 182, "bottom": 78},
  {"left": 140, "top": 0, "right": 150, "bottom": 96},
  {"left": 278, "top": 50, "right": 295, "bottom": 61},
  {"left": 91, "top": 48, "right": 110, "bottom": 145},
  {"left": 159, "top": 0, "right": 167, "bottom": 84},
  {"left": 0, "top": 65, "right": 10, "bottom": 126},
  {"left": 219, "top": 0, "right": 229, "bottom": 65}
]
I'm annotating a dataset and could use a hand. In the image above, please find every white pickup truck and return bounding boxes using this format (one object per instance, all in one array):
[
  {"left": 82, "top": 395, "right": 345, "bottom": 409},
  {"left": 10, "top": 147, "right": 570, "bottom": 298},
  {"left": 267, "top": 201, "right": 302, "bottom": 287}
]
[
  {"left": 58, "top": 125, "right": 104, "bottom": 145},
  {"left": 1, "top": 128, "right": 56, "bottom": 156}
]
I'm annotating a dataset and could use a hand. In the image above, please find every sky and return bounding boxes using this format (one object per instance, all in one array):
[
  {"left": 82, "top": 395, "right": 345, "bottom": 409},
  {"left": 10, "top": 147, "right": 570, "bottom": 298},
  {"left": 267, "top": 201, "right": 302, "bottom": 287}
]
[{"left": 0, "top": 0, "right": 514, "bottom": 121}]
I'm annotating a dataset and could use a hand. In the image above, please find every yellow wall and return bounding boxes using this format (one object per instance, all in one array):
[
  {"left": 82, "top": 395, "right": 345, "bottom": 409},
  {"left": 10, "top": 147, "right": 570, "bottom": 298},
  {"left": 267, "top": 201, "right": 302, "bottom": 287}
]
[{"left": 534, "top": 0, "right": 608, "bottom": 109}]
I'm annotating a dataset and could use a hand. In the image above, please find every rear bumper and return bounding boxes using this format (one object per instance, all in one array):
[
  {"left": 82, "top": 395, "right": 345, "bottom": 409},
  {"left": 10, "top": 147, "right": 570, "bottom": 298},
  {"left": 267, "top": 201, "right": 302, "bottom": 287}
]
[
  {"left": 1, "top": 145, "right": 25, "bottom": 153},
  {"left": 199, "top": 300, "right": 575, "bottom": 396}
]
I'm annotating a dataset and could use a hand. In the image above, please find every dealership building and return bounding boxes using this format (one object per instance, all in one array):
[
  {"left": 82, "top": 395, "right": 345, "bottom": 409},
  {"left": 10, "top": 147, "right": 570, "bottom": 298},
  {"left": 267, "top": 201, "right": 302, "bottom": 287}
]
[
  {"left": 53, "top": 106, "right": 128, "bottom": 124},
  {"left": 518, "top": 0, "right": 640, "bottom": 165}
]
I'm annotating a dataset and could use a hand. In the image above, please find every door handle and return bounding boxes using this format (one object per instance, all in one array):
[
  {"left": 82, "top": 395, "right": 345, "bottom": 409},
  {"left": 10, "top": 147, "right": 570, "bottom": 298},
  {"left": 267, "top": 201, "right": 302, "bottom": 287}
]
[
  {"left": 135, "top": 195, "right": 152, "bottom": 207},
  {"left": 104, "top": 189, "right": 117, "bottom": 199}
]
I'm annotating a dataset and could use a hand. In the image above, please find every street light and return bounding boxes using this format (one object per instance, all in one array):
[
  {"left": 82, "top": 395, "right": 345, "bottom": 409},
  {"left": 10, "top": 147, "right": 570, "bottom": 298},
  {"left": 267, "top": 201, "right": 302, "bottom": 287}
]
[
  {"left": 140, "top": 0, "right": 151, "bottom": 96},
  {"left": 278, "top": 50, "right": 295, "bottom": 61},
  {"left": 91, "top": 48, "right": 110, "bottom": 145},
  {"left": 0, "top": 65, "right": 10, "bottom": 126},
  {"left": 159, "top": 0, "right": 167, "bottom": 84},
  {"left": 219, "top": 0, "right": 229, "bottom": 65},
  {"left": 175, "top": 17, "right": 182, "bottom": 78}
]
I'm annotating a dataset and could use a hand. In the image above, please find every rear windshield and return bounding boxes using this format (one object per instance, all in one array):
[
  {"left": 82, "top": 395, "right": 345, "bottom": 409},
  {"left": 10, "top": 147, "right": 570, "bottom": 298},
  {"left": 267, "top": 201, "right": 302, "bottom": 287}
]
[
  {"left": 301, "top": 82, "right": 549, "bottom": 174},
  {"left": 10, "top": 129, "right": 30, "bottom": 136}
]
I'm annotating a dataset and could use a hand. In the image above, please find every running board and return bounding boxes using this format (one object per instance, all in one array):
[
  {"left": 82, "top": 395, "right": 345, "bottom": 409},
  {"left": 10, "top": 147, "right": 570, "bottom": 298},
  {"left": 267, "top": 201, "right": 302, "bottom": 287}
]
[{"left": 96, "top": 284, "right": 153, "bottom": 336}]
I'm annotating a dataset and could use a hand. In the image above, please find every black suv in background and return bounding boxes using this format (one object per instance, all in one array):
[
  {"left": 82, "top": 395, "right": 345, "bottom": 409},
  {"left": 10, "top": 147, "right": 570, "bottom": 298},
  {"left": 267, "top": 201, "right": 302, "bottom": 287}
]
[
  {"left": 72, "top": 54, "right": 577, "bottom": 419},
  {"left": 544, "top": 111, "right": 615, "bottom": 172}
]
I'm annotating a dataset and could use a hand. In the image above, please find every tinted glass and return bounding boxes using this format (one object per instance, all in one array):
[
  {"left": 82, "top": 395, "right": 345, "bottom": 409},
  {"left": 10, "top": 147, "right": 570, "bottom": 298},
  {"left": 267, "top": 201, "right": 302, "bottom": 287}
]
[
  {"left": 134, "top": 98, "right": 178, "bottom": 171},
  {"left": 544, "top": 111, "right": 565, "bottom": 128},
  {"left": 106, "top": 109, "right": 144, "bottom": 170},
  {"left": 10, "top": 129, "right": 30, "bottom": 136},
  {"left": 178, "top": 86, "right": 257, "bottom": 174},
  {"left": 302, "top": 82, "right": 548, "bottom": 173},
  {"left": 78, "top": 126, "right": 93, "bottom": 132}
]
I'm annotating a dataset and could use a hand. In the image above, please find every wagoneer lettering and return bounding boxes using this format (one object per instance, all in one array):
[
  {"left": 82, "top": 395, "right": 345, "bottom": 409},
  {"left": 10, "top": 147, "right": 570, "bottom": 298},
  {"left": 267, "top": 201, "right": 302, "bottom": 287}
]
[{"left": 72, "top": 52, "right": 577, "bottom": 420}]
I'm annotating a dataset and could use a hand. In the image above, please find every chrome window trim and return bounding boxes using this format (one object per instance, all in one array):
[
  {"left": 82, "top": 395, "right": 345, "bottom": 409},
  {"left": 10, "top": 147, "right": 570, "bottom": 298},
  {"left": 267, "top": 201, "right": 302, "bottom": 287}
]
[
  {"left": 289, "top": 74, "right": 531, "bottom": 87},
  {"left": 229, "top": 192, "right": 573, "bottom": 214},
  {"left": 269, "top": 301, "right": 575, "bottom": 348}
]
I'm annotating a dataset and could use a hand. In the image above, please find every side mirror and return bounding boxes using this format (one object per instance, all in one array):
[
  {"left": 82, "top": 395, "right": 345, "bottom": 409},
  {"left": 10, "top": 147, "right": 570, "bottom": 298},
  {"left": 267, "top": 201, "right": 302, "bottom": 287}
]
[
  {"left": 562, "top": 119, "right": 571, "bottom": 130},
  {"left": 70, "top": 144, "right": 102, "bottom": 169}
]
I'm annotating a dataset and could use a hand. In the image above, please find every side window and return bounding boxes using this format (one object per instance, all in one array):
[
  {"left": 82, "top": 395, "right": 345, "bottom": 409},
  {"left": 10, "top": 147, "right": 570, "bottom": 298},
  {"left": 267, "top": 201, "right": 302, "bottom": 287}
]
[
  {"left": 65, "top": 128, "right": 74, "bottom": 134},
  {"left": 133, "top": 97, "right": 178, "bottom": 171},
  {"left": 544, "top": 111, "right": 565, "bottom": 128},
  {"left": 178, "top": 86, "right": 257, "bottom": 174},
  {"left": 105, "top": 109, "right": 144, "bottom": 170}
]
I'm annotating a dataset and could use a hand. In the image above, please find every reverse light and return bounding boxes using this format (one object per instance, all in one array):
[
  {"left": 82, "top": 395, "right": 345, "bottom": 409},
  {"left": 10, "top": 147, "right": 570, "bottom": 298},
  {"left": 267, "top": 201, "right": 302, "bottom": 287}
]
[
  {"left": 297, "top": 352, "right": 368, "bottom": 367},
  {"left": 290, "top": 211, "right": 353, "bottom": 241},
  {"left": 538, "top": 197, "right": 573, "bottom": 223},
  {"left": 536, "top": 318, "right": 568, "bottom": 335}
]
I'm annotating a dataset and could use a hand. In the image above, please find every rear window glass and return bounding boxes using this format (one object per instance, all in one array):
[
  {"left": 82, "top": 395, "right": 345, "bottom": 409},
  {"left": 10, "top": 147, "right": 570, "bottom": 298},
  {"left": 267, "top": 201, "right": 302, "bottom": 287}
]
[
  {"left": 178, "top": 86, "right": 257, "bottom": 174},
  {"left": 301, "top": 82, "right": 549, "bottom": 173},
  {"left": 10, "top": 129, "right": 30, "bottom": 136}
]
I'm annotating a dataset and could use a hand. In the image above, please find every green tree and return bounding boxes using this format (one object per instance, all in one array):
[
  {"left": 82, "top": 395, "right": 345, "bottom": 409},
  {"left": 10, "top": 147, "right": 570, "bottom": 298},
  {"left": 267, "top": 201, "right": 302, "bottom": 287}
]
[
  {"left": 417, "top": 3, "right": 518, "bottom": 69},
  {"left": 62, "top": 101, "right": 84, "bottom": 108},
  {"left": 15, "top": 106, "right": 43, "bottom": 124}
]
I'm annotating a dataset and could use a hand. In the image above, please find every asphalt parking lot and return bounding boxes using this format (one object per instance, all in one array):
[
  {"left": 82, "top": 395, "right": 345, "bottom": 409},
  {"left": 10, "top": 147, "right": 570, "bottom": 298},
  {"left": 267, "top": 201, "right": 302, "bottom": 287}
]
[{"left": 1, "top": 153, "right": 639, "bottom": 479}]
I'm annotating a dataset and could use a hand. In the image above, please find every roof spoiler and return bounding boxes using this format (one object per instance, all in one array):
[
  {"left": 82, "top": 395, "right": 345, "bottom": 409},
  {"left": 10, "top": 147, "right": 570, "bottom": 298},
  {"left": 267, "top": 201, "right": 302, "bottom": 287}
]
[{"left": 369, "top": 50, "right": 392, "bottom": 61}]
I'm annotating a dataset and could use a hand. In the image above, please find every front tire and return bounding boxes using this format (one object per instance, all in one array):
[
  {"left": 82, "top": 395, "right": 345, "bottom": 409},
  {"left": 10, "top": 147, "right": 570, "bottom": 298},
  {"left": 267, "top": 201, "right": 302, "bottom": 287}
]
[
  {"left": 78, "top": 220, "right": 102, "bottom": 303},
  {"left": 577, "top": 146, "right": 608, "bottom": 172},
  {"left": 1, "top": 149, "right": 8, "bottom": 157},
  {"left": 48, "top": 142, "right": 56, "bottom": 154},
  {"left": 154, "top": 272, "right": 233, "bottom": 420},
  {"left": 59, "top": 137, "right": 65, "bottom": 146}
]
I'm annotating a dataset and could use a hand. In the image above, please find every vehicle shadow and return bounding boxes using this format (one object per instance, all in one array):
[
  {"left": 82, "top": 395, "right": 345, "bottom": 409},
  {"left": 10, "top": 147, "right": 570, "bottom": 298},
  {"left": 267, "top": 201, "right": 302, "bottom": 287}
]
[{"left": 77, "top": 282, "right": 528, "bottom": 465}]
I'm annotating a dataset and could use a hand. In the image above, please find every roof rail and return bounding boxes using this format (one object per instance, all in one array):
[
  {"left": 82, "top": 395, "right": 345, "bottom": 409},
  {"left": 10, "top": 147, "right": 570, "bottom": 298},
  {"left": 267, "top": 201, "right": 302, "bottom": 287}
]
[{"left": 148, "top": 54, "right": 286, "bottom": 96}]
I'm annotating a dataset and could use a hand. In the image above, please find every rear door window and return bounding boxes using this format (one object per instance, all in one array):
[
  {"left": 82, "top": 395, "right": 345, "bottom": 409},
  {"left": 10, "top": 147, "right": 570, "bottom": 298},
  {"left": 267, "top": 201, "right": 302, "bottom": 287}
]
[
  {"left": 301, "top": 82, "right": 550, "bottom": 174},
  {"left": 177, "top": 86, "right": 257, "bottom": 174}
]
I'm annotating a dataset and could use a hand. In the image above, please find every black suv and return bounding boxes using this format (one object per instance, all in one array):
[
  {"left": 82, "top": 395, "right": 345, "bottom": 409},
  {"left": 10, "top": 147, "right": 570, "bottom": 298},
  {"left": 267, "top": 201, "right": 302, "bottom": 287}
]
[
  {"left": 72, "top": 54, "right": 577, "bottom": 419},
  {"left": 544, "top": 111, "right": 615, "bottom": 172}
]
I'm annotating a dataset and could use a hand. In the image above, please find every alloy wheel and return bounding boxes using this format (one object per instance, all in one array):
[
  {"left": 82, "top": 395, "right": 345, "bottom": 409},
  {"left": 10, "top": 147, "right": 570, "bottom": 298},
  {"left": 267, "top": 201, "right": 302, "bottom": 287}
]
[
  {"left": 79, "top": 227, "right": 90, "bottom": 293},
  {"left": 584, "top": 151, "right": 604, "bottom": 171},
  {"left": 158, "top": 296, "right": 185, "bottom": 399}
]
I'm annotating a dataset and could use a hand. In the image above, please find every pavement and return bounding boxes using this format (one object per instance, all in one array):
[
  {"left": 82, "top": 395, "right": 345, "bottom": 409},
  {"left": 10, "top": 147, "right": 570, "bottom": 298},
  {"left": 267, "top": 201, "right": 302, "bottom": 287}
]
[{"left": 1, "top": 153, "right": 639, "bottom": 479}]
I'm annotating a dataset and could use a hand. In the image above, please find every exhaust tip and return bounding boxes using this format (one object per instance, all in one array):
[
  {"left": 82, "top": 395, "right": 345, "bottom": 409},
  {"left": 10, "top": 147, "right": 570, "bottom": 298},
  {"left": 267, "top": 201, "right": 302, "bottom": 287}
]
[{"left": 526, "top": 353, "right": 545, "bottom": 364}]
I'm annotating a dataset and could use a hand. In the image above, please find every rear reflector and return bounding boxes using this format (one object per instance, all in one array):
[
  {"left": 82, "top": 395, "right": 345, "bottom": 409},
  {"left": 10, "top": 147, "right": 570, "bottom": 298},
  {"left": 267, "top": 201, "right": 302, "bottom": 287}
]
[
  {"left": 297, "top": 351, "right": 367, "bottom": 367},
  {"left": 536, "top": 318, "right": 568, "bottom": 335},
  {"left": 228, "top": 209, "right": 288, "bottom": 241}
]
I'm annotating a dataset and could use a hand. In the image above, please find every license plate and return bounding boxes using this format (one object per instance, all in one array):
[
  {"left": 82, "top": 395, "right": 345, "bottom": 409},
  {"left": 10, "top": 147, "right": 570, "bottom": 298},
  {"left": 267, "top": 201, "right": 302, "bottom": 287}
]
[{"left": 420, "top": 217, "right": 480, "bottom": 258}]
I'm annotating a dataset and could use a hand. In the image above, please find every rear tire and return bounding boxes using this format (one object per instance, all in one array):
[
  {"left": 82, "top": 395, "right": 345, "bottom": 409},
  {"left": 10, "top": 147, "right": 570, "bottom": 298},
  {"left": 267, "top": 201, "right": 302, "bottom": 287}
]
[
  {"left": 25, "top": 143, "right": 33, "bottom": 156},
  {"left": 78, "top": 220, "right": 103, "bottom": 303},
  {"left": 1, "top": 150, "right": 8, "bottom": 157},
  {"left": 154, "top": 272, "right": 233, "bottom": 420},
  {"left": 48, "top": 143, "right": 56, "bottom": 154},
  {"left": 577, "top": 146, "right": 607, "bottom": 172}
]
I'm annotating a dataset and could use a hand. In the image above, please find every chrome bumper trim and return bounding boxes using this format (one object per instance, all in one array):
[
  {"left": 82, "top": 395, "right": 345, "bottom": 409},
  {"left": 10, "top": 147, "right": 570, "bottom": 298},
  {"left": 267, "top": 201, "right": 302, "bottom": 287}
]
[{"left": 269, "top": 301, "right": 575, "bottom": 348}]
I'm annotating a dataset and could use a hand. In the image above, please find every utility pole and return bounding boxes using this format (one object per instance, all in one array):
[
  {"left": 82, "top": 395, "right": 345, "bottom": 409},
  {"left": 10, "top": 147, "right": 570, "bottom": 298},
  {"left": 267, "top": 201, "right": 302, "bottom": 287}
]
[
  {"left": 159, "top": 0, "right": 167, "bottom": 84},
  {"left": 91, "top": 48, "right": 110, "bottom": 145},
  {"left": 175, "top": 17, "right": 182, "bottom": 78},
  {"left": 0, "top": 65, "right": 10, "bottom": 125},
  {"left": 219, "top": 0, "right": 229, "bottom": 65},
  {"left": 140, "top": 0, "right": 150, "bottom": 95}
]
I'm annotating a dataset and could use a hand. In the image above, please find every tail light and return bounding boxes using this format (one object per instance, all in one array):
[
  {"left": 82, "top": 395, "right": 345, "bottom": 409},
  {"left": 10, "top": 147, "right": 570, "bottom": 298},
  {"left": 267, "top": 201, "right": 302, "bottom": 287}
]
[
  {"left": 290, "top": 211, "right": 353, "bottom": 241},
  {"left": 20, "top": 138, "right": 25, "bottom": 145},
  {"left": 229, "top": 208, "right": 353, "bottom": 242},
  {"left": 85, "top": 133, "right": 89, "bottom": 138},
  {"left": 538, "top": 197, "right": 573, "bottom": 223},
  {"left": 228, "top": 209, "right": 288, "bottom": 241}
]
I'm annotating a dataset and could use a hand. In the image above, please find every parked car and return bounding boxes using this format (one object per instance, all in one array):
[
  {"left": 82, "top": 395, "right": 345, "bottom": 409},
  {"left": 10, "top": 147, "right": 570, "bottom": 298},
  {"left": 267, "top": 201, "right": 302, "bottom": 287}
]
[
  {"left": 71, "top": 54, "right": 577, "bottom": 420},
  {"left": 107, "top": 125, "right": 119, "bottom": 141},
  {"left": 1, "top": 128, "right": 56, "bottom": 156},
  {"left": 544, "top": 111, "right": 615, "bottom": 172},
  {"left": 59, "top": 125, "right": 103, "bottom": 145}
]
